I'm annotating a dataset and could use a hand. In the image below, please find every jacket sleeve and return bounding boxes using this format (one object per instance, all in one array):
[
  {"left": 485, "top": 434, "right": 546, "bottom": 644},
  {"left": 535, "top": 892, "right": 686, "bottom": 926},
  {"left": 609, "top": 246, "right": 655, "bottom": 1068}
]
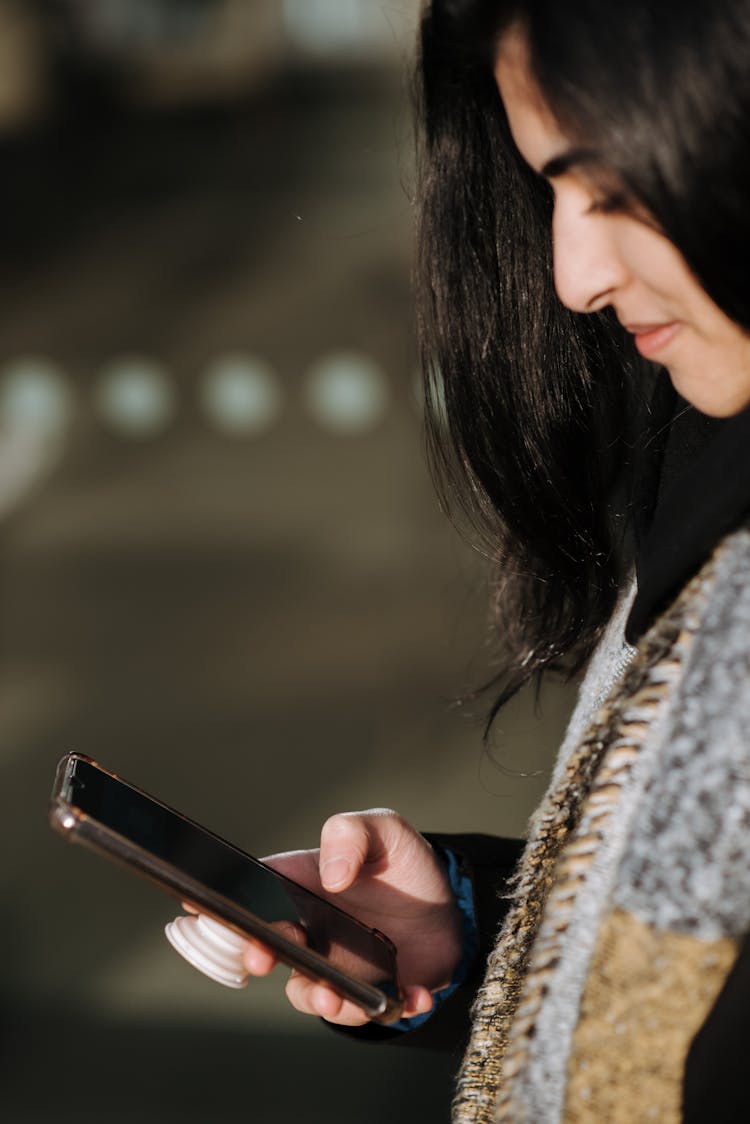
[{"left": 329, "top": 832, "right": 523, "bottom": 1054}]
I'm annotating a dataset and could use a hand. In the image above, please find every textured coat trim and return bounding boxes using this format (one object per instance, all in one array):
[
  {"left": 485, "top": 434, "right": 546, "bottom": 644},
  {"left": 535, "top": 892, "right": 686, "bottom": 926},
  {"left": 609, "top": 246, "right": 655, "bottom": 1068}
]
[{"left": 453, "top": 532, "right": 750, "bottom": 1123}]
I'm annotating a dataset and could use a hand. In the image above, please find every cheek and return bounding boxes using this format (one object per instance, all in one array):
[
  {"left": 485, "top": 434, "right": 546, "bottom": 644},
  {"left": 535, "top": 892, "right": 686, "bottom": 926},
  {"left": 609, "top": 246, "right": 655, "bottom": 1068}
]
[{"left": 614, "top": 223, "right": 691, "bottom": 305}]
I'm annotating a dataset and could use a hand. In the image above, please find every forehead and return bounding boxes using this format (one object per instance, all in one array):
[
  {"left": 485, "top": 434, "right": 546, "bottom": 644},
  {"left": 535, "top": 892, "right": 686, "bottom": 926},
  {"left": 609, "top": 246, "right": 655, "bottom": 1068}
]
[{"left": 493, "top": 28, "right": 572, "bottom": 174}]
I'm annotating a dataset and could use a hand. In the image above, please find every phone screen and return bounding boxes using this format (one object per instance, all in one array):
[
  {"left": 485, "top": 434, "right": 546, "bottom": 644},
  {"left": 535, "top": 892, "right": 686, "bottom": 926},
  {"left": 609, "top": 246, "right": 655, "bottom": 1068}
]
[{"left": 56, "top": 755, "right": 399, "bottom": 995}]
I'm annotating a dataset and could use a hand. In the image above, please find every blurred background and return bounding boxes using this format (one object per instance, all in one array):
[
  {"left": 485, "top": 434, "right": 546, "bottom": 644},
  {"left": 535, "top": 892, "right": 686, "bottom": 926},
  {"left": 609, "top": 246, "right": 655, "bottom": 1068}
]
[{"left": 0, "top": 2, "right": 574, "bottom": 1120}]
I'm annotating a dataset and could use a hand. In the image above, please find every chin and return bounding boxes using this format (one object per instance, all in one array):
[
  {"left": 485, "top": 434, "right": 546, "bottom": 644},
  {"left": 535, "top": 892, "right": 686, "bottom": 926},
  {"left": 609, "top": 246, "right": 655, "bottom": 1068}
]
[{"left": 665, "top": 369, "right": 750, "bottom": 418}]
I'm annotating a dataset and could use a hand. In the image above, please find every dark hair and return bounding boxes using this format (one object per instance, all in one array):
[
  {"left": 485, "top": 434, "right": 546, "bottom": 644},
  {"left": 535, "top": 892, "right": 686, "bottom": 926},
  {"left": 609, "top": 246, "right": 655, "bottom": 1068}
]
[{"left": 415, "top": 0, "right": 750, "bottom": 720}]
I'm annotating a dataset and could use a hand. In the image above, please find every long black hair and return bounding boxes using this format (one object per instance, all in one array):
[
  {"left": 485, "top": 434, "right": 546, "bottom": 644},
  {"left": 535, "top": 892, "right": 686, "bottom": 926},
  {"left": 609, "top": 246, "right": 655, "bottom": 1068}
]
[{"left": 415, "top": 0, "right": 750, "bottom": 719}]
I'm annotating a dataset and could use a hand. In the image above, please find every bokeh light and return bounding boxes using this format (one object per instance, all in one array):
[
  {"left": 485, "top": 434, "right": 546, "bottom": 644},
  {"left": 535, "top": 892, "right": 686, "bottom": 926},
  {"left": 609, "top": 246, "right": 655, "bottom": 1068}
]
[
  {"left": 95, "top": 356, "right": 176, "bottom": 438},
  {"left": 0, "top": 356, "right": 74, "bottom": 439},
  {"left": 283, "top": 0, "right": 382, "bottom": 52},
  {"left": 200, "top": 354, "right": 283, "bottom": 436},
  {"left": 303, "top": 351, "right": 390, "bottom": 434}
]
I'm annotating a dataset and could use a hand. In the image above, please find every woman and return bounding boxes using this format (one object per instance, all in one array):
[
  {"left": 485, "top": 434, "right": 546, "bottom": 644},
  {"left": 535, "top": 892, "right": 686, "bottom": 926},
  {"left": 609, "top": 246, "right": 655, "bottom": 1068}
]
[{"left": 244, "top": 2, "right": 750, "bottom": 1119}]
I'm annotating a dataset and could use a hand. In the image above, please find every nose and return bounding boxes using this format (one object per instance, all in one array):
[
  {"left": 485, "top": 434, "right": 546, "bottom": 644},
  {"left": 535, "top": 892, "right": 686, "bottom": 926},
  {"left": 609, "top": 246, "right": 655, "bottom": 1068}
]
[{"left": 551, "top": 195, "right": 629, "bottom": 314}]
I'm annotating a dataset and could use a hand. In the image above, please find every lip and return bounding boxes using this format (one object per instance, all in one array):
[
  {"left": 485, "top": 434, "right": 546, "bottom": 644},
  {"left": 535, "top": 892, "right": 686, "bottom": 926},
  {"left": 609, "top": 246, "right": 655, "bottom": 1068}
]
[{"left": 624, "top": 321, "right": 681, "bottom": 359}]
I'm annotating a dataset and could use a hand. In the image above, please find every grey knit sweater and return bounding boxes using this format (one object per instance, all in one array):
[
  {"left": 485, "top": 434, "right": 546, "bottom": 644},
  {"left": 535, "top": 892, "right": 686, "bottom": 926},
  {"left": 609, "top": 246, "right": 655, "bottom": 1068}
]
[{"left": 453, "top": 527, "right": 750, "bottom": 1122}]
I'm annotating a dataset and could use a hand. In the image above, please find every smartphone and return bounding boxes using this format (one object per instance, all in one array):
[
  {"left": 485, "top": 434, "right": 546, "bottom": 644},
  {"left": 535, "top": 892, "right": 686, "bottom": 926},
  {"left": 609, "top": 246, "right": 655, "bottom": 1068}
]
[{"left": 49, "top": 753, "right": 404, "bottom": 1023}]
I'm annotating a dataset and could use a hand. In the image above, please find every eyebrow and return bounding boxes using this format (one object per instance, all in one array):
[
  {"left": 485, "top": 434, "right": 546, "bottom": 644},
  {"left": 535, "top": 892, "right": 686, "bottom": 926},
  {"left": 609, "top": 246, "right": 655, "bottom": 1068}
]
[{"left": 540, "top": 147, "right": 600, "bottom": 179}]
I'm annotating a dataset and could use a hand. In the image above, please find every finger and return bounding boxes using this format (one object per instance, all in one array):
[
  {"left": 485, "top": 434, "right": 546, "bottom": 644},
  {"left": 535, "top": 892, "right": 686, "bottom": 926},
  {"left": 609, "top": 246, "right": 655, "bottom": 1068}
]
[
  {"left": 242, "top": 935, "right": 278, "bottom": 976},
  {"left": 286, "top": 979, "right": 433, "bottom": 1025},
  {"left": 284, "top": 972, "right": 371, "bottom": 1026},
  {"left": 401, "top": 984, "right": 434, "bottom": 1019},
  {"left": 261, "top": 848, "right": 322, "bottom": 891},
  {"left": 285, "top": 971, "right": 433, "bottom": 1026},
  {"left": 241, "top": 920, "right": 305, "bottom": 977},
  {"left": 318, "top": 809, "right": 398, "bottom": 892}
]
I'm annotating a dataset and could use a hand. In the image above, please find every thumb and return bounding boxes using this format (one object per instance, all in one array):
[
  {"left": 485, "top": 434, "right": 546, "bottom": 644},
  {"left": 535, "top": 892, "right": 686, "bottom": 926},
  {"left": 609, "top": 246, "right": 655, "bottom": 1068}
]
[{"left": 319, "top": 808, "right": 398, "bottom": 893}]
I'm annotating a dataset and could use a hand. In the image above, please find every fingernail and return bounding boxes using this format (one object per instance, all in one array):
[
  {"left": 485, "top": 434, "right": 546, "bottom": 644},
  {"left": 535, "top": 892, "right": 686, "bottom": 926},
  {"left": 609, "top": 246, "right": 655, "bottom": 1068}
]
[{"left": 321, "top": 857, "right": 350, "bottom": 889}]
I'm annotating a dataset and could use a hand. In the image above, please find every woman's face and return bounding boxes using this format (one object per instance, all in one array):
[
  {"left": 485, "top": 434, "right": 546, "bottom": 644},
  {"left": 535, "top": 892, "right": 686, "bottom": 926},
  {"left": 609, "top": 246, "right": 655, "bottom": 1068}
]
[{"left": 494, "top": 30, "right": 750, "bottom": 418}]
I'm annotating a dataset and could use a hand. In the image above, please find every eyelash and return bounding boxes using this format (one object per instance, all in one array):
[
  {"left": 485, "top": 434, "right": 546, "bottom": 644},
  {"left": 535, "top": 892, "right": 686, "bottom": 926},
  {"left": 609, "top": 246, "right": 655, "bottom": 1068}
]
[{"left": 586, "top": 191, "right": 629, "bottom": 215}]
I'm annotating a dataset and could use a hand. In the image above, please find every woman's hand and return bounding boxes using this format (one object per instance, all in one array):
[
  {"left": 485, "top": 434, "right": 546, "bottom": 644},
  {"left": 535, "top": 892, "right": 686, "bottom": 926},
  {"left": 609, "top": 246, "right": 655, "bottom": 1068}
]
[{"left": 242, "top": 809, "right": 464, "bottom": 1027}]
